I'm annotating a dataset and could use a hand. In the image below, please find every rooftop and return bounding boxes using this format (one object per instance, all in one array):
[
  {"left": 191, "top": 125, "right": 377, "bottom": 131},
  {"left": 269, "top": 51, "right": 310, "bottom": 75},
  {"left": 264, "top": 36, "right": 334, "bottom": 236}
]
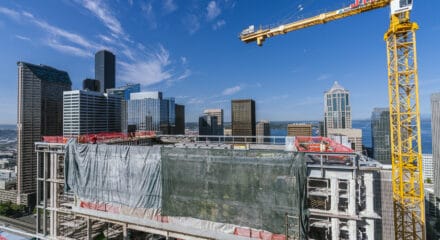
[
  {"left": 18, "top": 61, "right": 71, "bottom": 85},
  {"left": 327, "top": 81, "right": 348, "bottom": 93}
]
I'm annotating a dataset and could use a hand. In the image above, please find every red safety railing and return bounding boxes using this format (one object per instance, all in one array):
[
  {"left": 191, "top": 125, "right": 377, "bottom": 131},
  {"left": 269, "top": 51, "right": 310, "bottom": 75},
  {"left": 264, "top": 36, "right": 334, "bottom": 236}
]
[
  {"left": 295, "top": 136, "right": 354, "bottom": 153},
  {"left": 43, "top": 131, "right": 156, "bottom": 144}
]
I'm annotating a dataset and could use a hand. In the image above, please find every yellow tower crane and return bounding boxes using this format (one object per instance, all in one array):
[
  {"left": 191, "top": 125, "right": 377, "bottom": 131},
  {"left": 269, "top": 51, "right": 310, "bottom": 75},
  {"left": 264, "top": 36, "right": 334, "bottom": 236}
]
[{"left": 240, "top": 0, "right": 425, "bottom": 239}]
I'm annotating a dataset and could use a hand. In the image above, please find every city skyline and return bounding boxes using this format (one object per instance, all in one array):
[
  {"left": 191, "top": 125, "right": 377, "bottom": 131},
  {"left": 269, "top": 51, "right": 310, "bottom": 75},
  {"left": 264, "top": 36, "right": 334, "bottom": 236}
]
[{"left": 0, "top": 1, "right": 439, "bottom": 124}]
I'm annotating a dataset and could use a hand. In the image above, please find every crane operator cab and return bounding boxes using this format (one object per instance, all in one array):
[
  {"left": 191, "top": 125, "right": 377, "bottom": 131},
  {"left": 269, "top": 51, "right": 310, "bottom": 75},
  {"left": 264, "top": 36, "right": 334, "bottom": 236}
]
[{"left": 391, "top": 0, "right": 413, "bottom": 14}]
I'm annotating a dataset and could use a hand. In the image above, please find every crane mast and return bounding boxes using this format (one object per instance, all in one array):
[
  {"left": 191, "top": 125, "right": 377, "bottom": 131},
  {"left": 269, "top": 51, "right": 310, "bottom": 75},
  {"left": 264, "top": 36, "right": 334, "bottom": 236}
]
[{"left": 240, "top": 0, "right": 425, "bottom": 239}]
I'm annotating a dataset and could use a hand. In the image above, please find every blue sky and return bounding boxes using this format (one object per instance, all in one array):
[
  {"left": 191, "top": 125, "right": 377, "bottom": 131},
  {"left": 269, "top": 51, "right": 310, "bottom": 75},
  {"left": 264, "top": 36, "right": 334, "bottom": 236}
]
[{"left": 0, "top": 0, "right": 439, "bottom": 124}]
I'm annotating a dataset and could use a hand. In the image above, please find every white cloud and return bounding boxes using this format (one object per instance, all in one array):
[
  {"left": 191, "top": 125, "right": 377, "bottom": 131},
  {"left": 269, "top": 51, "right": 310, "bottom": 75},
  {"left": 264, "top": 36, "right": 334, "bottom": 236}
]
[
  {"left": 2, "top": 5, "right": 191, "bottom": 88},
  {"left": 212, "top": 19, "right": 225, "bottom": 30},
  {"left": 317, "top": 73, "right": 331, "bottom": 81},
  {"left": 180, "top": 56, "right": 187, "bottom": 64},
  {"left": 119, "top": 46, "right": 172, "bottom": 86},
  {"left": 212, "top": 99, "right": 228, "bottom": 104},
  {"left": 141, "top": 2, "right": 157, "bottom": 29},
  {"left": 15, "top": 35, "right": 31, "bottom": 41},
  {"left": 222, "top": 85, "right": 241, "bottom": 95},
  {"left": 0, "top": 7, "right": 20, "bottom": 20},
  {"left": 81, "top": 0, "right": 124, "bottom": 36},
  {"left": 98, "top": 34, "right": 115, "bottom": 43},
  {"left": 46, "top": 39, "right": 92, "bottom": 58},
  {"left": 22, "top": 11, "right": 96, "bottom": 49},
  {"left": 1, "top": 8, "right": 100, "bottom": 57},
  {"left": 137, "top": 43, "right": 146, "bottom": 51},
  {"left": 177, "top": 69, "right": 191, "bottom": 81},
  {"left": 187, "top": 98, "right": 203, "bottom": 105},
  {"left": 163, "top": 0, "right": 177, "bottom": 13},
  {"left": 184, "top": 14, "right": 200, "bottom": 35},
  {"left": 206, "top": 1, "right": 221, "bottom": 21}
]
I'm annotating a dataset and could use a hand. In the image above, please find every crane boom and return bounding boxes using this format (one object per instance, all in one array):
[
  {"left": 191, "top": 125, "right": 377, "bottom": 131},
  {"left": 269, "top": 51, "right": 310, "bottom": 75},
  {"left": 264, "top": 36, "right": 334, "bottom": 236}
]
[
  {"left": 240, "top": 0, "right": 426, "bottom": 239},
  {"left": 240, "top": 0, "right": 391, "bottom": 46}
]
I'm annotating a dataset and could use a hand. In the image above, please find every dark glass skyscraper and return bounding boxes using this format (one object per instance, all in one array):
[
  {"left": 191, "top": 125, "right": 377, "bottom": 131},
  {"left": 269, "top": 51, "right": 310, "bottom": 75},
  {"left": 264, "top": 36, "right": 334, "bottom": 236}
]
[
  {"left": 199, "top": 115, "right": 220, "bottom": 135},
  {"left": 16, "top": 62, "right": 71, "bottom": 205},
  {"left": 82, "top": 78, "right": 100, "bottom": 92},
  {"left": 173, "top": 104, "right": 185, "bottom": 135},
  {"left": 231, "top": 99, "right": 256, "bottom": 136},
  {"left": 95, "top": 50, "right": 115, "bottom": 93},
  {"left": 371, "top": 108, "right": 391, "bottom": 164}
]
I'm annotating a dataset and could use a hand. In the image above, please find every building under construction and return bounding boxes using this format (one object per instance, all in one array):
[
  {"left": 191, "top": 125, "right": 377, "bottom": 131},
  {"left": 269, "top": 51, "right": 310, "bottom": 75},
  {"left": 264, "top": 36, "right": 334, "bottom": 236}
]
[{"left": 34, "top": 134, "right": 383, "bottom": 240}]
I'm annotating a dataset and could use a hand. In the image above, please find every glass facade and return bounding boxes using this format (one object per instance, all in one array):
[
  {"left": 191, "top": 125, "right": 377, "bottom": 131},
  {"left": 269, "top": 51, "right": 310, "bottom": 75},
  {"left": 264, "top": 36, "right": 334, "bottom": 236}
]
[
  {"left": 127, "top": 94, "right": 175, "bottom": 133},
  {"left": 106, "top": 83, "right": 141, "bottom": 100},
  {"left": 231, "top": 99, "right": 256, "bottom": 136},
  {"left": 107, "top": 84, "right": 141, "bottom": 132},
  {"left": 95, "top": 50, "right": 115, "bottom": 93},
  {"left": 371, "top": 108, "right": 391, "bottom": 164},
  {"left": 17, "top": 62, "right": 71, "bottom": 196}
]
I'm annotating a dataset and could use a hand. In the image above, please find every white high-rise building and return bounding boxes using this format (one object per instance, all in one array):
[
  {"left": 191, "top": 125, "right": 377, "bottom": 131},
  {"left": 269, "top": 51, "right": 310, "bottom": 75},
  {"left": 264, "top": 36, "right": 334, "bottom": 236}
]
[
  {"left": 422, "top": 154, "right": 434, "bottom": 182},
  {"left": 431, "top": 93, "right": 440, "bottom": 197},
  {"left": 63, "top": 90, "right": 121, "bottom": 136},
  {"left": 324, "top": 82, "right": 352, "bottom": 136}
]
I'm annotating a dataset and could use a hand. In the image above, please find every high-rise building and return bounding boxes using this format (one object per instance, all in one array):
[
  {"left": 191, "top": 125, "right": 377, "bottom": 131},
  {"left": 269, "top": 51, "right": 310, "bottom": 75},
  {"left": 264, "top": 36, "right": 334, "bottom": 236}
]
[
  {"left": 95, "top": 50, "right": 115, "bottom": 93},
  {"left": 371, "top": 108, "right": 391, "bottom": 164},
  {"left": 256, "top": 120, "right": 270, "bottom": 143},
  {"left": 431, "top": 93, "right": 440, "bottom": 198},
  {"left": 378, "top": 167, "right": 394, "bottom": 240},
  {"left": 131, "top": 91, "right": 162, "bottom": 100},
  {"left": 63, "top": 90, "right": 121, "bottom": 136},
  {"left": 203, "top": 109, "right": 224, "bottom": 135},
  {"left": 318, "top": 121, "right": 326, "bottom": 137},
  {"left": 328, "top": 128, "right": 362, "bottom": 152},
  {"left": 82, "top": 78, "right": 100, "bottom": 92},
  {"left": 422, "top": 154, "right": 434, "bottom": 182},
  {"left": 198, "top": 115, "right": 220, "bottom": 136},
  {"left": 107, "top": 84, "right": 141, "bottom": 132},
  {"left": 107, "top": 84, "right": 141, "bottom": 100},
  {"left": 424, "top": 187, "right": 440, "bottom": 233},
  {"left": 173, "top": 104, "right": 185, "bottom": 135},
  {"left": 324, "top": 81, "right": 351, "bottom": 135},
  {"left": 127, "top": 92, "right": 176, "bottom": 134},
  {"left": 16, "top": 62, "right": 71, "bottom": 204},
  {"left": 287, "top": 124, "right": 312, "bottom": 137},
  {"left": 231, "top": 99, "right": 256, "bottom": 136}
]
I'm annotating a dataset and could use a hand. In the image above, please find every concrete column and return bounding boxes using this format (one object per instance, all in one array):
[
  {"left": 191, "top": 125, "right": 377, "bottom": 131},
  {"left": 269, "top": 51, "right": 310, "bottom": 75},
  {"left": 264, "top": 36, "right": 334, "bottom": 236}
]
[
  {"left": 36, "top": 152, "right": 40, "bottom": 235},
  {"left": 348, "top": 179, "right": 356, "bottom": 215},
  {"left": 364, "top": 172, "right": 374, "bottom": 214},
  {"left": 50, "top": 152, "right": 58, "bottom": 238},
  {"left": 87, "top": 218, "right": 92, "bottom": 240},
  {"left": 348, "top": 220, "right": 357, "bottom": 240},
  {"left": 331, "top": 218, "right": 339, "bottom": 240},
  {"left": 43, "top": 152, "right": 48, "bottom": 236},
  {"left": 365, "top": 219, "right": 375, "bottom": 240},
  {"left": 123, "top": 224, "right": 128, "bottom": 240},
  {"left": 330, "top": 178, "right": 339, "bottom": 213}
]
